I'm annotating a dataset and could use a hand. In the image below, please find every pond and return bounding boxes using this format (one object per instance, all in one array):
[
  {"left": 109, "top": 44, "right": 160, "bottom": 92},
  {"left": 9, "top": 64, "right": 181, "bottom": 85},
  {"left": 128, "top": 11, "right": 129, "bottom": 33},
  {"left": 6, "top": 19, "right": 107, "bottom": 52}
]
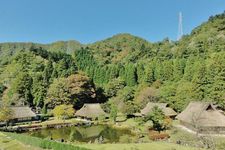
[{"left": 24, "top": 125, "right": 135, "bottom": 143}]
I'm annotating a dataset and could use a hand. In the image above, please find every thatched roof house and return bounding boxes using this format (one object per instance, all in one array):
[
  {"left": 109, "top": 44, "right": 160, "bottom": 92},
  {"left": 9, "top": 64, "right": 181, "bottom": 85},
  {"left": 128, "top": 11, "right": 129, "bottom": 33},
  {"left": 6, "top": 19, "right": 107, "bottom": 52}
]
[
  {"left": 75, "top": 103, "right": 107, "bottom": 119},
  {"left": 10, "top": 106, "right": 37, "bottom": 122},
  {"left": 140, "top": 102, "right": 177, "bottom": 117},
  {"left": 176, "top": 102, "right": 225, "bottom": 134}
]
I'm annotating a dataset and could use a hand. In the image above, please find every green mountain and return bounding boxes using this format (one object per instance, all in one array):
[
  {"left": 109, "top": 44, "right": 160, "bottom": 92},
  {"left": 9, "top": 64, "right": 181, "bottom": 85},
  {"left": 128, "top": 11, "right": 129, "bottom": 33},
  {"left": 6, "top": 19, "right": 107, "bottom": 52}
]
[
  {"left": 74, "top": 12, "right": 225, "bottom": 112},
  {"left": 173, "top": 12, "right": 225, "bottom": 57},
  {"left": 87, "top": 33, "right": 153, "bottom": 64},
  {"left": 0, "top": 12, "right": 224, "bottom": 114},
  {"left": 0, "top": 40, "right": 83, "bottom": 66}
]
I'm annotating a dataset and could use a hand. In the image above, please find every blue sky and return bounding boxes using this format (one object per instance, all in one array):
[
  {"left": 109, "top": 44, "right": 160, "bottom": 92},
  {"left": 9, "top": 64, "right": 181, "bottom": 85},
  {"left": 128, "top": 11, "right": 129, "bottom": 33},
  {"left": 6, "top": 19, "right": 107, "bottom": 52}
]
[{"left": 0, "top": 0, "right": 224, "bottom": 44}]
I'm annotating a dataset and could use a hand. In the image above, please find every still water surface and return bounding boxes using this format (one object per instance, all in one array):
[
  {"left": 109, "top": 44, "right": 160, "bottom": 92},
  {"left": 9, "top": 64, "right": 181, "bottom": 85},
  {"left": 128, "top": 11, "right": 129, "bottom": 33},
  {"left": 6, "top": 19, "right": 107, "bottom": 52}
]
[{"left": 25, "top": 125, "right": 134, "bottom": 143}]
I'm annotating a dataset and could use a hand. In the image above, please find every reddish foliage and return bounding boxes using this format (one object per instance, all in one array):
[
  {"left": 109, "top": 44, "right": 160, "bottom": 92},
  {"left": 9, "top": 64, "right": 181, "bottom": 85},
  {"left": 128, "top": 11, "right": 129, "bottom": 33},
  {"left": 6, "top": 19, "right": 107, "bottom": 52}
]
[{"left": 148, "top": 130, "right": 170, "bottom": 141}]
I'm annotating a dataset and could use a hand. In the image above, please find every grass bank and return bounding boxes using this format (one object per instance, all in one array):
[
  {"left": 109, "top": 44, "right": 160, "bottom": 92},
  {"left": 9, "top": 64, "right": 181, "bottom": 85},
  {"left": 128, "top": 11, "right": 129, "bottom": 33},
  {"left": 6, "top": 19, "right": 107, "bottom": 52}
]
[
  {"left": 3, "top": 132, "right": 90, "bottom": 150},
  {"left": 78, "top": 142, "right": 201, "bottom": 150},
  {"left": 0, "top": 132, "right": 42, "bottom": 150}
]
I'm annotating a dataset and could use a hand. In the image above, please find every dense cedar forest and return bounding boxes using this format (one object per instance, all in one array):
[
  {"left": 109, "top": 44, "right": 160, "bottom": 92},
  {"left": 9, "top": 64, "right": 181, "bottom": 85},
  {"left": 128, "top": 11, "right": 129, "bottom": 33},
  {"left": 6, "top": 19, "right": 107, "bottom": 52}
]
[{"left": 0, "top": 12, "right": 224, "bottom": 114}]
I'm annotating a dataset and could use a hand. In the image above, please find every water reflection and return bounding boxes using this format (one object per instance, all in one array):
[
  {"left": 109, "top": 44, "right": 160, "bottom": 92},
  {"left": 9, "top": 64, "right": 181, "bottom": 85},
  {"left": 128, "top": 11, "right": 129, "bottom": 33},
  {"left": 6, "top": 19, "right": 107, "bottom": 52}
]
[{"left": 25, "top": 125, "right": 133, "bottom": 143}]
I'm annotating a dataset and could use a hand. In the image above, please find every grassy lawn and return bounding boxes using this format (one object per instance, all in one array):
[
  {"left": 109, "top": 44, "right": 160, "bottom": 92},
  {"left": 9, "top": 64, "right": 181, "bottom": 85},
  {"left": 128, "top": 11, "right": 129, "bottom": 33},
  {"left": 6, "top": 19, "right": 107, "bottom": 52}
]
[
  {"left": 78, "top": 142, "right": 201, "bottom": 150},
  {"left": 14, "top": 117, "right": 84, "bottom": 128},
  {"left": 113, "top": 118, "right": 147, "bottom": 132},
  {"left": 41, "top": 118, "right": 80, "bottom": 125},
  {"left": 0, "top": 132, "right": 42, "bottom": 150}
]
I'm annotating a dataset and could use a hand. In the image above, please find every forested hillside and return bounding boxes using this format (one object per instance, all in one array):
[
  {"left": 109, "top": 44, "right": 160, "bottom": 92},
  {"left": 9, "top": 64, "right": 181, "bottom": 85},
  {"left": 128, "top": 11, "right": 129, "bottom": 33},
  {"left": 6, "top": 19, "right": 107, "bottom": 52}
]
[
  {"left": 0, "top": 12, "right": 224, "bottom": 114},
  {"left": 0, "top": 40, "right": 82, "bottom": 66}
]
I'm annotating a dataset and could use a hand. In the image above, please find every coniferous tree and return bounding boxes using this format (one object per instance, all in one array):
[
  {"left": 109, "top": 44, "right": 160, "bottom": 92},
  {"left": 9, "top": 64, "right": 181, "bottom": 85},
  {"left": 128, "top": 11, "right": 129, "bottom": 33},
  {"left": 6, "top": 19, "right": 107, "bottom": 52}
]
[
  {"left": 162, "top": 60, "right": 173, "bottom": 81},
  {"left": 12, "top": 72, "right": 33, "bottom": 105},
  {"left": 32, "top": 73, "right": 46, "bottom": 107},
  {"left": 43, "top": 60, "right": 53, "bottom": 84},
  {"left": 173, "top": 59, "right": 185, "bottom": 81},
  {"left": 144, "top": 62, "right": 155, "bottom": 84},
  {"left": 136, "top": 62, "right": 145, "bottom": 84},
  {"left": 192, "top": 60, "right": 209, "bottom": 100},
  {"left": 125, "top": 63, "right": 137, "bottom": 86}
]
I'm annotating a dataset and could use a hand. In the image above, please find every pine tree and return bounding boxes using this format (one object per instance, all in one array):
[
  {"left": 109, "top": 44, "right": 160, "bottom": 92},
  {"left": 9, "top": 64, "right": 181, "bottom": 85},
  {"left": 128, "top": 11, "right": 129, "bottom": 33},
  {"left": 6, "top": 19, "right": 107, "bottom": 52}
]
[
  {"left": 192, "top": 60, "right": 209, "bottom": 100},
  {"left": 12, "top": 72, "right": 33, "bottom": 105},
  {"left": 125, "top": 63, "right": 137, "bottom": 86},
  {"left": 208, "top": 53, "right": 225, "bottom": 109},
  {"left": 162, "top": 60, "right": 173, "bottom": 81},
  {"left": 119, "top": 65, "right": 126, "bottom": 80},
  {"left": 173, "top": 59, "right": 185, "bottom": 81},
  {"left": 43, "top": 60, "right": 53, "bottom": 84},
  {"left": 183, "top": 57, "right": 196, "bottom": 81},
  {"left": 144, "top": 62, "right": 155, "bottom": 84},
  {"left": 154, "top": 60, "right": 163, "bottom": 81},
  {"left": 136, "top": 62, "right": 145, "bottom": 84}
]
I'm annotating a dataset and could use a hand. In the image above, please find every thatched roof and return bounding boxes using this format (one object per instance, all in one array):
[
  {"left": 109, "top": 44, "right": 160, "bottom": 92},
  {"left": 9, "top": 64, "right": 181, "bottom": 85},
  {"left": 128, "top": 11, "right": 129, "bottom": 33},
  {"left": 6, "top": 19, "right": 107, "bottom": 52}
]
[
  {"left": 11, "top": 106, "right": 36, "bottom": 119},
  {"left": 133, "top": 112, "right": 143, "bottom": 117},
  {"left": 141, "top": 102, "right": 177, "bottom": 117},
  {"left": 75, "top": 103, "right": 107, "bottom": 118},
  {"left": 176, "top": 102, "right": 225, "bottom": 127}
]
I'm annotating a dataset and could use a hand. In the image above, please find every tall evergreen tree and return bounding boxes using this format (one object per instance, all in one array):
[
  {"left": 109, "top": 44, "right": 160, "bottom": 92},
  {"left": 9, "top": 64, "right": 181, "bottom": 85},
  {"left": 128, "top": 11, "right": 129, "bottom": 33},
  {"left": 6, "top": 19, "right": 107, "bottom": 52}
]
[
  {"left": 43, "top": 60, "right": 54, "bottom": 84},
  {"left": 192, "top": 60, "right": 209, "bottom": 100},
  {"left": 173, "top": 59, "right": 185, "bottom": 81},
  {"left": 125, "top": 63, "right": 137, "bottom": 86},
  {"left": 12, "top": 72, "right": 33, "bottom": 105},
  {"left": 136, "top": 62, "right": 145, "bottom": 84},
  {"left": 144, "top": 62, "right": 155, "bottom": 84}
]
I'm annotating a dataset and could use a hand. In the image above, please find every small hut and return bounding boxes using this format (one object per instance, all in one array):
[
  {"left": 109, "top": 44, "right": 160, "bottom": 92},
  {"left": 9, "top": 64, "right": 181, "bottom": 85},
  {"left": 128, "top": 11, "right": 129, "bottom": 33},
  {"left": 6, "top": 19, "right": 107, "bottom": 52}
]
[
  {"left": 75, "top": 103, "right": 107, "bottom": 120},
  {"left": 140, "top": 102, "right": 177, "bottom": 118},
  {"left": 10, "top": 106, "right": 38, "bottom": 123},
  {"left": 176, "top": 101, "right": 225, "bottom": 134}
]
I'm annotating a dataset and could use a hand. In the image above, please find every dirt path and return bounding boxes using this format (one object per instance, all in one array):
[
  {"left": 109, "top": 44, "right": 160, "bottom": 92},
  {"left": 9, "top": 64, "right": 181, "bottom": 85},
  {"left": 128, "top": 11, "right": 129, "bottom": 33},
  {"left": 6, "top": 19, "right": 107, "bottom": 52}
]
[{"left": 175, "top": 125, "right": 225, "bottom": 137}]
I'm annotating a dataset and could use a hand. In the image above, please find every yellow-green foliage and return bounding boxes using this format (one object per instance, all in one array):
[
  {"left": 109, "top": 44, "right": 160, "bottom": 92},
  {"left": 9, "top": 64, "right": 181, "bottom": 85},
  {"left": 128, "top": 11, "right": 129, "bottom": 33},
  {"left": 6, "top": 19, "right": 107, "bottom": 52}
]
[
  {"left": 0, "top": 104, "right": 13, "bottom": 122},
  {"left": 52, "top": 104, "right": 75, "bottom": 119}
]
